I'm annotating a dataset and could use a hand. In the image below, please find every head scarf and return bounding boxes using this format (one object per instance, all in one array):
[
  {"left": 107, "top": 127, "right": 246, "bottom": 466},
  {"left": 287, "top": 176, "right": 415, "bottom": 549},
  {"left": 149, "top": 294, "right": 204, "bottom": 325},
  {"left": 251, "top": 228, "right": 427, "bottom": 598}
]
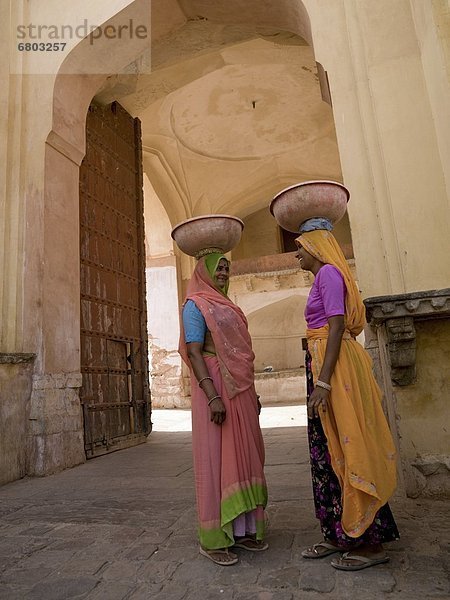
[
  {"left": 299, "top": 217, "right": 333, "bottom": 233},
  {"left": 178, "top": 255, "right": 255, "bottom": 399},
  {"left": 297, "top": 229, "right": 365, "bottom": 336},
  {"left": 204, "top": 252, "right": 230, "bottom": 296}
]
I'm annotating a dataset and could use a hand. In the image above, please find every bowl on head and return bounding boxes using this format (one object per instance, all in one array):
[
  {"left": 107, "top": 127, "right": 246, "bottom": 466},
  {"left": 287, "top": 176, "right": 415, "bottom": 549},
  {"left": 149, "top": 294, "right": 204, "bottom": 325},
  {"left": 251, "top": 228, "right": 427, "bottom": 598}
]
[
  {"left": 270, "top": 180, "right": 349, "bottom": 233},
  {"left": 171, "top": 214, "right": 244, "bottom": 259}
]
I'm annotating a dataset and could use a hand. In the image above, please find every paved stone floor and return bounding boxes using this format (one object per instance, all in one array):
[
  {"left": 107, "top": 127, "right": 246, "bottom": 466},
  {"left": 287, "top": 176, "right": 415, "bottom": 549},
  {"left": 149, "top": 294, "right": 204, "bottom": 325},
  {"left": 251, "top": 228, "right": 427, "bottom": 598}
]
[{"left": 0, "top": 409, "right": 449, "bottom": 599}]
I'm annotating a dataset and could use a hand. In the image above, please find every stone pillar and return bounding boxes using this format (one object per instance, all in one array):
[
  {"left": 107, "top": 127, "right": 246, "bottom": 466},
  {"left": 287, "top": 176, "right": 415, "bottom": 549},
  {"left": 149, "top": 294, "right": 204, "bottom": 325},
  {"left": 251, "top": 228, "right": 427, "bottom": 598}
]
[{"left": 307, "top": 0, "right": 450, "bottom": 297}]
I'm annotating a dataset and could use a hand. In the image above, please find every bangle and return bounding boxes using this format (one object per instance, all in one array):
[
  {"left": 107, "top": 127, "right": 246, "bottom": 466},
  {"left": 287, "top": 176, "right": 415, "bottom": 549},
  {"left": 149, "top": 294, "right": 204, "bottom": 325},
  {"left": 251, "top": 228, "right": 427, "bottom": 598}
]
[
  {"left": 208, "top": 395, "right": 221, "bottom": 405},
  {"left": 315, "top": 380, "right": 331, "bottom": 391},
  {"left": 198, "top": 376, "right": 213, "bottom": 387}
]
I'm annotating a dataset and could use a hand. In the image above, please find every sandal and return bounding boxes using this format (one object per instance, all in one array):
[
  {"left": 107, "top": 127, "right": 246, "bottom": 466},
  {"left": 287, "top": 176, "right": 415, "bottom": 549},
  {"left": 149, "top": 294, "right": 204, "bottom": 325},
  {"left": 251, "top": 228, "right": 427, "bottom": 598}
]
[
  {"left": 302, "top": 541, "right": 342, "bottom": 559},
  {"left": 233, "top": 537, "right": 269, "bottom": 552},
  {"left": 199, "top": 547, "right": 238, "bottom": 566},
  {"left": 331, "top": 552, "right": 389, "bottom": 571}
]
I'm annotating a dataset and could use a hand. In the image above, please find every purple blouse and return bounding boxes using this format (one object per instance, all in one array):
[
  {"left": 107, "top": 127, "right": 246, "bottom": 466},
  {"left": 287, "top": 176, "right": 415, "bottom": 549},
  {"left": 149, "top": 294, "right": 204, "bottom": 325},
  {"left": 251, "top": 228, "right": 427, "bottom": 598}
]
[{"left": 305, "top": 264, "right": 346, "bottom": 329}]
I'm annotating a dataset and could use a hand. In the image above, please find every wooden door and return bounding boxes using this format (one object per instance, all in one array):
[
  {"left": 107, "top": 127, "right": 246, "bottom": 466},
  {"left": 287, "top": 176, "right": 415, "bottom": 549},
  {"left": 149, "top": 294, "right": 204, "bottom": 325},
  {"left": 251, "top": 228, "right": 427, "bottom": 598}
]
[{"left": 79, "top": 101, "right": 151, "bottom": 458}]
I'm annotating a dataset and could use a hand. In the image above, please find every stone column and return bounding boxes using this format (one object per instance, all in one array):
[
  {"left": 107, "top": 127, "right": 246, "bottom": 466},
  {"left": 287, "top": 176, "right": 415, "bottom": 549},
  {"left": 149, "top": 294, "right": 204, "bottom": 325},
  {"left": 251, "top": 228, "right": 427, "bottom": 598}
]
[{"left": 307, "top": 0, "right": 450, "bottom": 297}]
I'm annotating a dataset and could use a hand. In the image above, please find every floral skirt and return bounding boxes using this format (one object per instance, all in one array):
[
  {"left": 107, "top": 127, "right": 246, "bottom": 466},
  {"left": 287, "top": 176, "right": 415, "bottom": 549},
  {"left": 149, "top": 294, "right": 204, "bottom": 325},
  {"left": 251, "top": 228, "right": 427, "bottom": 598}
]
[{"left": 305, "top": 349, "right": 399, "bottom": 547}]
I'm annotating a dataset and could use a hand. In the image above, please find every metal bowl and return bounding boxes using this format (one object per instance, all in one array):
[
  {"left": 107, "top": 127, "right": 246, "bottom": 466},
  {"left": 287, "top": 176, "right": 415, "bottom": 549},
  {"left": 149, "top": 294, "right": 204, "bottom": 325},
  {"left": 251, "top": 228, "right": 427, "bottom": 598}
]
[
  {"left": 270, "top": 180, "right": 350, "bottom": 233},
  {"left": 171, "top": 214, "right": 244, "bottom": 259}
]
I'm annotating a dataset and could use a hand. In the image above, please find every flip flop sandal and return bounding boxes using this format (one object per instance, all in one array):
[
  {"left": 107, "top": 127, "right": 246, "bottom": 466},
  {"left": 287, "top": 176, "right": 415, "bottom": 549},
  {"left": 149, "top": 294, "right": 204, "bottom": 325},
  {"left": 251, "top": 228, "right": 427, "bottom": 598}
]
[
  {"left": 302, "top": 541, "right": 342, "bottom": 559},
  {"left": 330, "top": 552, "right": 390, "bottom": 571},
  {"left": 199, "top": 547, "right": 239, "bottom": 566},
  {"left": 233, "top": 537, "right": 269, "bottom": 552}
]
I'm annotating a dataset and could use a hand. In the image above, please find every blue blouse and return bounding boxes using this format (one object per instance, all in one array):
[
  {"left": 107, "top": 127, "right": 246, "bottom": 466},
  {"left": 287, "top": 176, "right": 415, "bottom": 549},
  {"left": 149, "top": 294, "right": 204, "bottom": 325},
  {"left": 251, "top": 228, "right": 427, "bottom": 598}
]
[{"left": 182, "top": 299, "right": 207, "bottom": 343}]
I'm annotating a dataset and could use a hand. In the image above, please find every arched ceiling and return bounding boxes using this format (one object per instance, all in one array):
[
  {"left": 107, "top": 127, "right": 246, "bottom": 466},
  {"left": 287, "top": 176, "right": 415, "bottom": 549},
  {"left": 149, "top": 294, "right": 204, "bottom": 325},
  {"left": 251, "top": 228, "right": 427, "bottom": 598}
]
[
  {"left": 95, "top": 3, "right": 342, "bottom": 228},
  {"left": 174, "top": 0, "right": 313, "bottom": 46}
]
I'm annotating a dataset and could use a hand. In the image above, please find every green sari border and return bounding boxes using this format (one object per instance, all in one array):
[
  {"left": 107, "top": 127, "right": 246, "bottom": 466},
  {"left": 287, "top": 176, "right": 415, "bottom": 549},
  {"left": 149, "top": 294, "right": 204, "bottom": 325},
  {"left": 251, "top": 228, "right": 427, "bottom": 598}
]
[{"left": 199, "top": 483, "right": 268, "bottom": 550}]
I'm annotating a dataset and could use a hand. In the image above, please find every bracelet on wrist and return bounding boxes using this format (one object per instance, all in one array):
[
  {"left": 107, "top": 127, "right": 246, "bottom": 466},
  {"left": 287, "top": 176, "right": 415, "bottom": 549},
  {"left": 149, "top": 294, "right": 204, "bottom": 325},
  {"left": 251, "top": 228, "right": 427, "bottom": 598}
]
[
  {"left": 208, "top": 395, "right": 221, "bottom": 406},
  {"left": 315, "top": 380, "right": 331, "bottom": 391},
  {"left": 198, "top": 376, "right": 213, "bottom": 388}
]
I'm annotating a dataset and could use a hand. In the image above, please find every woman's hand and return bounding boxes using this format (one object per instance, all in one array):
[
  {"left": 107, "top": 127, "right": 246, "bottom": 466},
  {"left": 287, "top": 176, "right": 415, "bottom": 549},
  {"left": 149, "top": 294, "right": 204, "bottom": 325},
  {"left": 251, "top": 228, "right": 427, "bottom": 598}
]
[
  {"left": 186, "top": 342, "right": 226, "bottom": 425},
  {"left": 256, "top": 395, "right": 262, "bottom": 415},
  {"left": 307, "top": 315, "right": 344, "bottom": 419},
  {"left": 307, "top": 386, "right": 330, "bottom": 419},
  {"left": 209, "top": 397, "right": 226, "bottom": 425}
]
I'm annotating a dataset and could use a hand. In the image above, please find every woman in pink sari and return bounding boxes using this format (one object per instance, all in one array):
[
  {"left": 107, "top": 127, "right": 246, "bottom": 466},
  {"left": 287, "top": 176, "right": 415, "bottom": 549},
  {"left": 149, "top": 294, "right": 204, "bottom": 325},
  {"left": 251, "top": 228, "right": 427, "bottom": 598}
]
[{"left": 179, "top": 253, "right": 268, "bottom": 566}]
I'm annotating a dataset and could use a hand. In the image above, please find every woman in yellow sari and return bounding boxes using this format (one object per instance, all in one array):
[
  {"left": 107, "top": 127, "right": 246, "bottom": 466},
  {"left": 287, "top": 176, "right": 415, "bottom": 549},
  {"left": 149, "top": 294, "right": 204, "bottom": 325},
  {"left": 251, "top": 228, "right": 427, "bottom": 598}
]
[{"left": 296, "top": 218, "right": 398, "bottom": 571}]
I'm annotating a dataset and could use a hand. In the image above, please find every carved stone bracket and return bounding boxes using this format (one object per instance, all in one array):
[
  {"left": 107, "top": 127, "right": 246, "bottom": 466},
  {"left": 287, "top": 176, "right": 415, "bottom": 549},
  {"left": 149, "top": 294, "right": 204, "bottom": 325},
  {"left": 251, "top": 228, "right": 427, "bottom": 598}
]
[
  {"left": 365, "top": 288, "right": 450, "bottom": 323},
  {"left": 385, "top": 317, "right": 416, "bottom": 385},
  {"left": 364, "top": 288, "right": 450, "bottom": 386}
]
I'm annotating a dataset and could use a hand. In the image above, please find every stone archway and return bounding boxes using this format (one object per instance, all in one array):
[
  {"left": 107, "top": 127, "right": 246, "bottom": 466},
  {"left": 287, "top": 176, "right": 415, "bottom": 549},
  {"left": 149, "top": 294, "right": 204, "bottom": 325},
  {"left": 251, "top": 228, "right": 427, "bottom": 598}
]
[{"left": 28, "top": 0, "right": 154, "bottom": 474}]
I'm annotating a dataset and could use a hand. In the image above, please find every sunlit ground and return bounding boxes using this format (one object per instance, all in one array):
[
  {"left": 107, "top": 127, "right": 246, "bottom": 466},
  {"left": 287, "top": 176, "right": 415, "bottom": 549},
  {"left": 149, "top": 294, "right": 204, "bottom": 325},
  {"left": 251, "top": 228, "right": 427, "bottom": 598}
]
[{"left": 151, "top": 405, "right": 308, "bottom": 432}]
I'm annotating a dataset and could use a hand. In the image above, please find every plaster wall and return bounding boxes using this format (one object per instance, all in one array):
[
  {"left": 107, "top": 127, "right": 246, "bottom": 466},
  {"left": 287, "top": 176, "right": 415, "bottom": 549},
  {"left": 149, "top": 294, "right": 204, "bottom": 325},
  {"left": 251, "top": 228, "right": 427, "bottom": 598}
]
[
  {"left": 306, "top": 0, "right": 450, "bottom": 297},
  {"left": 410, "top": 0, "right": 450, "bottom": 198},
  {"left": 248, "top": 294, "right": 307, "bottom": 372},
  {"left": 255, "top": 371, "right": 306, "bottom": 406},
  {"left": 233, "top": 208, "right": 281, "bottom": 261}
]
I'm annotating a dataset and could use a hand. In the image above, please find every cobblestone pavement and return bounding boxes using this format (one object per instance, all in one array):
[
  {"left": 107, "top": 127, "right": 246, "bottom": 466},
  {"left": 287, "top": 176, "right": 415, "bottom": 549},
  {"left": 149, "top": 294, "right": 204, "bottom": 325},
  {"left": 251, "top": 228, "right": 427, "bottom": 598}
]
[{"left": 0, "top": 414, "right": 449, "bottom": 599}]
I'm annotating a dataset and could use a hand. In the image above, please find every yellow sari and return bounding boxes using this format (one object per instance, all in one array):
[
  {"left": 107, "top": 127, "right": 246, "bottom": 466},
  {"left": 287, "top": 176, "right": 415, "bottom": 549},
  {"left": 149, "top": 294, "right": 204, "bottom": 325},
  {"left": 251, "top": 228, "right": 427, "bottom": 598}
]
[{"left": 298, "top": 230, "right": 397, "bottom": 537}]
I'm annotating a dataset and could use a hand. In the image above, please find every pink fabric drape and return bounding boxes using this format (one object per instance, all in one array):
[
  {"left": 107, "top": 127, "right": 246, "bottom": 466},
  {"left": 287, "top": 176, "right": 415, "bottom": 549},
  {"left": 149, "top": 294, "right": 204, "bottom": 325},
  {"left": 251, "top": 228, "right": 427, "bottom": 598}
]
[
  {"left": 191, "top": 356, "right": 266, "bottom": 547},
  {"left": 179, "top": 257, "right": 255, "bottom": 399}
]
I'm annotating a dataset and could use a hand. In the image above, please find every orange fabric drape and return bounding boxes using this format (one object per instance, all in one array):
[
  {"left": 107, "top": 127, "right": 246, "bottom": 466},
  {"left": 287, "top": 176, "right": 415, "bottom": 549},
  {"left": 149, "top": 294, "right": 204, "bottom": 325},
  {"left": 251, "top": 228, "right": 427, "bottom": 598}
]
[
  {"left": 307, "top": 326, "right": 397, "bottom": 537},
  {"left": 298, "top": 230, "right": 397, "bottom": 537}
]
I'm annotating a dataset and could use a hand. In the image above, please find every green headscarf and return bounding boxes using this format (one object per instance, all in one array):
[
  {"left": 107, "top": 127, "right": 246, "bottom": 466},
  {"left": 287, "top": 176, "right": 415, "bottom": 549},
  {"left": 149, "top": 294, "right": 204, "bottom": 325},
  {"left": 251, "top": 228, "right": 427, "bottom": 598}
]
[{"left": 204, "top": 252, "right": 230, "bottom": 295}]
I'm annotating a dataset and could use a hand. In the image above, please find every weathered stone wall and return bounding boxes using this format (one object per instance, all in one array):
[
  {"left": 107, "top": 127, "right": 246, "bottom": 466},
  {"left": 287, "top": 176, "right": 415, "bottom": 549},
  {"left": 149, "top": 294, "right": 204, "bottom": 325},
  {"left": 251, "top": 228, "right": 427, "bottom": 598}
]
[
  {"left": 149, "top": 345, "right": 188, "bottom": 408},
  {"left": 396, "top": 320, "right": 450, "bottom": 497},
  {"left": 365, "top": 290, "right": 450, "bottom": 498},
  {"left": 255, "top": 369, "right": 306, "bottom": 405},
  {"left": 0, "top": 355, "right": 34, "bottom": 485},
  {"left": 27, "top": 374, "right": 85, "bottom": 477}
]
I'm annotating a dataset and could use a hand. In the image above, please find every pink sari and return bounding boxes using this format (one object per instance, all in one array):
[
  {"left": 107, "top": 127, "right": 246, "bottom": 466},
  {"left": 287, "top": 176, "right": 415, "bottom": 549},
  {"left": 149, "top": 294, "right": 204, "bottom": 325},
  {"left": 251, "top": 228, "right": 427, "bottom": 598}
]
[{"left": 179, "top": 258, "right": 267, "bottom": 550}]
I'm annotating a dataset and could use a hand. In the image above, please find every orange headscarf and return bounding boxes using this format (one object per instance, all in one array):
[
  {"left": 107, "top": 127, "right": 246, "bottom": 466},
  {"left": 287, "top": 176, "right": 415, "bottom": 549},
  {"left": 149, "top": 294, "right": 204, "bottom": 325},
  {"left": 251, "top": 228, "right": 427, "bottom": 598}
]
[
  {"left": 296, "top": 229, "right": 365, "bottom": 336},
  {"left": 178, "top": 256, "right": 255, "bottom": 399}
]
